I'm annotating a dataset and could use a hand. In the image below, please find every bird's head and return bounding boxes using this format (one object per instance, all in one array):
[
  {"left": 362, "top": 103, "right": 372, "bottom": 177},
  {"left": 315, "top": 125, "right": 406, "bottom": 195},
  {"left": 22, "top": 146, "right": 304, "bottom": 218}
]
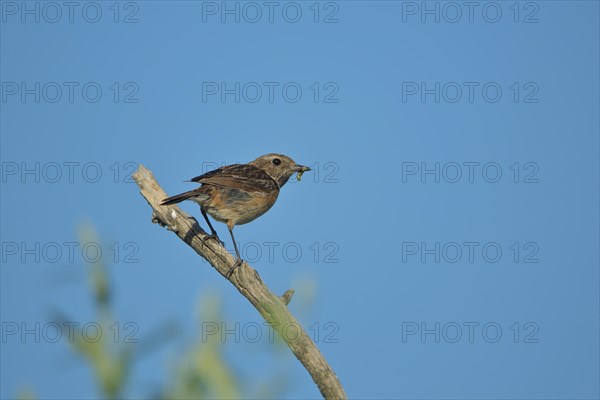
[{"left": 249, "top": 153, "right": 311, "bottom": 187}]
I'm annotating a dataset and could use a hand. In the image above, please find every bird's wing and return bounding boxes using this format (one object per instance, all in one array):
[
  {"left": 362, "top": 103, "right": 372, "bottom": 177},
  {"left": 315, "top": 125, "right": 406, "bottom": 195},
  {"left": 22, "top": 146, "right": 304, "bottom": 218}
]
[{"left": 190, "top": 164, "right": 278, "bottom": 192}]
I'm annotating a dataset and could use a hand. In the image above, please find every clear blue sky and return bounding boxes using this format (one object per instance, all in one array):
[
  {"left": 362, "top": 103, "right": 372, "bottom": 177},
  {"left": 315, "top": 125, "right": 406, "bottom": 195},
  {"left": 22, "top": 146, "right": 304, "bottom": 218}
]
[{"left": 1, "top": 1, "right": 599, "bottom": 398}]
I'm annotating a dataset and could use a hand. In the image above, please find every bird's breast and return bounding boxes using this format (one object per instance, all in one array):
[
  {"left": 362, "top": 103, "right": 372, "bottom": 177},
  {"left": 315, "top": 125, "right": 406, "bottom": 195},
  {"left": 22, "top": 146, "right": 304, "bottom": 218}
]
[{"left": 203, "top": 186, "right": 279, "bottom": 226}]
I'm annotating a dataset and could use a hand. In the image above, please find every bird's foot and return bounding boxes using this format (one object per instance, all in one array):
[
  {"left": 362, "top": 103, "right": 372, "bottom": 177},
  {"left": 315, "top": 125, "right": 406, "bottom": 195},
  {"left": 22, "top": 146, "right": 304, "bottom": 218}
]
[
  {"left": 202, "top": 233, "right": 225, "bottom": 247},
  {"left": 226, "top": 258, "right": 243, "bottom": 279}
]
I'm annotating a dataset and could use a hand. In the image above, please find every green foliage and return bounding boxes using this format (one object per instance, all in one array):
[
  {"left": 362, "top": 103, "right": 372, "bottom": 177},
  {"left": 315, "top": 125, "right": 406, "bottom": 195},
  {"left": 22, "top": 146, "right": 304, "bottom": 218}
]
[
  {"left": 161, "top": 295, "right": 239, "bottom": 399},
  {"left": 28, "top": 225, "right": 315, "bottom": 399}
]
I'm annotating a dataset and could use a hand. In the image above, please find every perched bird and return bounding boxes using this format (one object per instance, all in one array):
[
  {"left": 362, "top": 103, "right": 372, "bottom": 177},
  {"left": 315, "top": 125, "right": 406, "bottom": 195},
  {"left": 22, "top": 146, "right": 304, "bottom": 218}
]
[{"left": 161, "top": 153, "right": 311, "bottom": 274}]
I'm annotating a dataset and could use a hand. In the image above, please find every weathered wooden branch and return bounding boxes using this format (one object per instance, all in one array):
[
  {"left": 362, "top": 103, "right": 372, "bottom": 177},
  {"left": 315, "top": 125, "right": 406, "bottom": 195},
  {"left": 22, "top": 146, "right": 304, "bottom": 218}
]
[{"left": 133, "top": 165, "right": 346, "bottom": 400}]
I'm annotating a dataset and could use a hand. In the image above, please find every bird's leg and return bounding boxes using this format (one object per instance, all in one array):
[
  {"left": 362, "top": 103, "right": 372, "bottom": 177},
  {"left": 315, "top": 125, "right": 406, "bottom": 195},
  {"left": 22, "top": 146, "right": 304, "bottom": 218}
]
[
  {"left": 201, "top": 208, "right": 224, "bottom": 246},
  {"left": 226, "top": 226, "right": 243, "bottom": 278}
]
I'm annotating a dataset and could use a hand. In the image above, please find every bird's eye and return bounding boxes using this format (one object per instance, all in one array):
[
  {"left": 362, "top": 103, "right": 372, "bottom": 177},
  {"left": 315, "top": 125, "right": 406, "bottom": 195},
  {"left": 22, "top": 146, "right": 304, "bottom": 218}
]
[{"left": 272, "top": 158, "right": 281, "bottom": 166}]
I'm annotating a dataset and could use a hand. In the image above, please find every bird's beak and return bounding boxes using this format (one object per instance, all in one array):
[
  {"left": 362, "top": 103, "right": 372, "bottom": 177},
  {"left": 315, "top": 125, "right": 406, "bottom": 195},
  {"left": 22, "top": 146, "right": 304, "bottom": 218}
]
[
  {"left": 294, "top": 165, "right": 311, "bottom": 173},
  {"left": 293, "top": 165, "right": 311, "bottom": 181}
]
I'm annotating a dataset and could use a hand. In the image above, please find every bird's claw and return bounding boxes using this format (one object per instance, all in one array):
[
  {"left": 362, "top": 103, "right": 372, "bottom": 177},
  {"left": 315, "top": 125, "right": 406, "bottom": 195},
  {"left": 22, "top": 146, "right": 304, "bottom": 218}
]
[
  {"left": 226, "top": 258, "right": 243, "bottom": 279},
  {"left": 202, "top": 233, "right": 225, "bottom": 247}
]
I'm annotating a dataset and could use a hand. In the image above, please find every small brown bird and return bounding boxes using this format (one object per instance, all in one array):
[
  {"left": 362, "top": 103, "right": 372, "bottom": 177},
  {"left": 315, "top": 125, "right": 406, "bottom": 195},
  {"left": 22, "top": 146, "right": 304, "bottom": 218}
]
[{"left": 161, "top": 153, "right": 311, "bottom": 274}]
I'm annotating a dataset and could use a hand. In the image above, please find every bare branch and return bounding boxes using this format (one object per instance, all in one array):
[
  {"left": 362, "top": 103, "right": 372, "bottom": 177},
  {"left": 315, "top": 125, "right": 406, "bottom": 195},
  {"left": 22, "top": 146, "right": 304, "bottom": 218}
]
[{"left": 133, "top": 165, "right": 346, "bottom": 400}]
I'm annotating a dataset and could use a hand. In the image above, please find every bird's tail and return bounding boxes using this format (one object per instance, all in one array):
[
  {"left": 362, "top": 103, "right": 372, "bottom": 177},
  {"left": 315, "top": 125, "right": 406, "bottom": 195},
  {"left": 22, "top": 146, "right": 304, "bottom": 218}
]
[{"left": 161, "top": 189, "right": 205, "bottom": 205}]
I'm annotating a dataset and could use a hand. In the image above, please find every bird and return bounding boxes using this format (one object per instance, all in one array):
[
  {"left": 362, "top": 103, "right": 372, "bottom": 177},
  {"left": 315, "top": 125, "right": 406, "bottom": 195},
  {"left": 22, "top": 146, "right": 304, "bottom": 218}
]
[{"left": 161, "top": 153, "right": 311, "bottom": 275}]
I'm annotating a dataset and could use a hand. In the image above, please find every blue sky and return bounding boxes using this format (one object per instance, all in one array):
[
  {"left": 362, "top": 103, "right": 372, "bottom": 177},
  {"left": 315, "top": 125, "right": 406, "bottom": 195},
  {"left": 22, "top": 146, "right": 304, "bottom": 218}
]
[{"left": 1, "top": 1, "right": 599, "bottom": 398}]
